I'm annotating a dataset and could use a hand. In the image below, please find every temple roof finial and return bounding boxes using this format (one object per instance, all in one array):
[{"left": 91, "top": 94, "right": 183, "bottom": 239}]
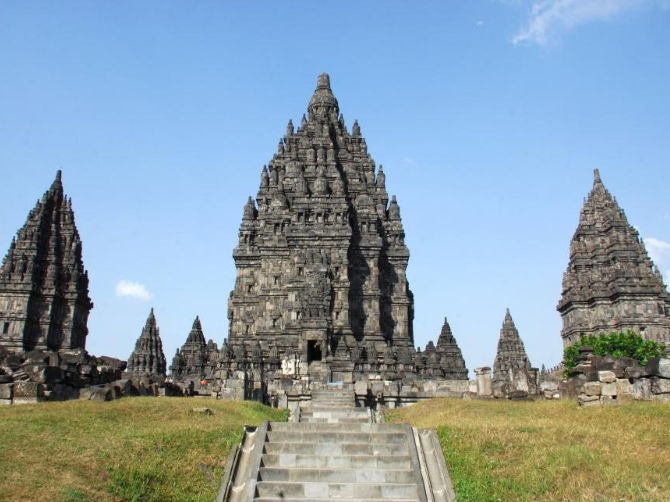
[
  {"left": 593, "top": 168, "right": 601, "bottom": 185},
  {"left": 317, "top": 73, "right": 331, "bottom": 89}
]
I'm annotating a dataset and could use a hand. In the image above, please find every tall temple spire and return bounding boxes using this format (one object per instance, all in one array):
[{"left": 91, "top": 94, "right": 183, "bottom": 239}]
[
  {"left": 225, "top": 73, "right": 418, "bottom": 386},
  {"left": 558, "top": 170, "right": 670, "bottom": 345},
  {"left": 0, "top": 170, "right": 92, "bottom": 352},
  {"left": 127, "top": 308, "right": 166, "bottom": 377}
]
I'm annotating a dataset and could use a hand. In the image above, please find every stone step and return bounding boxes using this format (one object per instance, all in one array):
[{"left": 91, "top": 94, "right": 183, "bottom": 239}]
[
  {"left": 258, "top": 467, "right": 415, "bottom": 483},
  {"left": 266, "top": 430, "right": 407, "bottom": 444},
  {"left": 255, "top": 481, "right": 419, "bottom": 500},
  {"left": 299, "top": 416, "right": 371, "bottom": 424},
  {"left": 260, "top": 453, "right": 412, "bottom": 470},
  {"left": 255, "top": 498, "right": 419, "bottom": 502},
  {"left": 268, "top": 422, "right": 404, "bottom": 433},
  {"left": 263, "top": 441, "right": 407, "bottom": 456}
]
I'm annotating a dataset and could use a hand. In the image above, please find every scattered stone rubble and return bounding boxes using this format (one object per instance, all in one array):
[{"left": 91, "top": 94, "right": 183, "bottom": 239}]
[{"left": 566, "top": 346, "right": 670, "bottom": 406}]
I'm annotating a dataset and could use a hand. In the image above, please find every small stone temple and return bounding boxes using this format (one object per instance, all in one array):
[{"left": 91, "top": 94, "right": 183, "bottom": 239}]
[
  {"left": 170, "top": 316, "right": 219, "bottom": 383},
  {"left": 557, "top": 169, "right": 670, "bottom": 346},
  {"left": 491, "top": 309, "right": 538, "bottom": 398},
  {"left": 127, "top": 308, "right": 167, "bottom": 378},
  {"left": 0, "top": 171, "right": 93, "bottom": 352},
  {"left": 208, "top": 74, "right": 469, "bottom": 404}
]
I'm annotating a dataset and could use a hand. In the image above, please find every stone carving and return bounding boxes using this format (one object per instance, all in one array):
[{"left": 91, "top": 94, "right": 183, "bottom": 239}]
[
  {"left": 558, "top": 169, "right": 670, "bottom": 346},
  {"left": 492, "top": 309, "right": 538, "bottom": 398},
  {"left": 0, "top": 171, "right": 93, "bottom": 352},
  {"left": 127, "top": 308, "right": 166, "bottom": 377}
]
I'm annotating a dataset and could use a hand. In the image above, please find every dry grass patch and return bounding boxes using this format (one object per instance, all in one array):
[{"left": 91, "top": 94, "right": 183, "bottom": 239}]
[
  {"left": 386, "top": 398, "right": 670, "bottom": 502},
  {"left": 0, "top": 397, "right": 287, "bottom": 502}
]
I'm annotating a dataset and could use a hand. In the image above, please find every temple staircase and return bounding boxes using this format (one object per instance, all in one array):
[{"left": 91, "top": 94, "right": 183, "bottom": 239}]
[{"left": 218, "top": 385, "right": 456, "bottom": 501}]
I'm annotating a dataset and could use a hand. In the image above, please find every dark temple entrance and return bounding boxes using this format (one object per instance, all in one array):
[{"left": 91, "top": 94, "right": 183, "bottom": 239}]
[{"left": 307, "top": 340, "right": 322, "bottom": 362}]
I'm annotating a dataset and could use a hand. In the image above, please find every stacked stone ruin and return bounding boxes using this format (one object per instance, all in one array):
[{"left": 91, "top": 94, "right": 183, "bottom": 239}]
[{"left": 558, "top": 169, "right": 670, "bottom": 346}]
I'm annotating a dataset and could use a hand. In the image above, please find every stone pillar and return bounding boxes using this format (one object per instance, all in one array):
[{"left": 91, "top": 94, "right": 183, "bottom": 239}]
[{"left": 475, "top": 367, "right": 492, "bottom": 397}]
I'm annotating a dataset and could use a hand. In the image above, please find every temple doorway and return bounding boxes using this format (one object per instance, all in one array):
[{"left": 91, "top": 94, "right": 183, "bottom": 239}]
[{"left": 307, "top": 340, "right": 322, "bottom": 362}]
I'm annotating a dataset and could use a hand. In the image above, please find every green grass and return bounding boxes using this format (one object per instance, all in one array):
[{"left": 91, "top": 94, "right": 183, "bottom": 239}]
[
  {"left": 386, "top": 398, "right": 670, "bottom": 502},
  {"left": 0, "top": 397, "right": 287, "bottom": 502}
]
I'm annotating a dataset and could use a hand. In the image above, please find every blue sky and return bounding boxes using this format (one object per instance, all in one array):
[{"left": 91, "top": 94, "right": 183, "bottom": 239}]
[{"left": 1, "top": 1, "right": 669, "bottom": 373}]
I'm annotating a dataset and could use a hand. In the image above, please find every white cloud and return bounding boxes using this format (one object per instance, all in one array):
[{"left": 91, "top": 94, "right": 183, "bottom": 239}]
[
  {"left": 511, "top": 0, "right": 665, "bottom": 46},
  {"left": 476, "top": 20, "right": 485, "bottom": 26},
  {"left": 644, "top": 237, "right": 670, "bottom": 286},
  {"left": 115, "top": 280, "right": 153, "bottom": 301}
]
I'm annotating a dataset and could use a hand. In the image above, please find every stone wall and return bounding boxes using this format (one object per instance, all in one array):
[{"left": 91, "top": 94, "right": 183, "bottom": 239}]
[{"left": 566, "top": 346, "right": 670, "bottom": 406}]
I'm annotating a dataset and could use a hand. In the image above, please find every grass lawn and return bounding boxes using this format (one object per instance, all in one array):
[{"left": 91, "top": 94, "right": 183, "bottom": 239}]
[
  {"left": 387, "top": 398, "right": 670, "bottom": 502},
  {"left": 0, "top": 397, "right": 287, "bottom": 502}
]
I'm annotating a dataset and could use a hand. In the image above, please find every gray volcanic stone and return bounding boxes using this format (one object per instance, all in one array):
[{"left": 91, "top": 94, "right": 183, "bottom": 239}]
[
  {"left": 126, "top": 308, "right": 166, "bottom": 378},
  {"left": 0, "top": 171, "right": 93, "bottom": 353},
  {"left": 557, "top": 169, "right": 670, "bottom": 346}
]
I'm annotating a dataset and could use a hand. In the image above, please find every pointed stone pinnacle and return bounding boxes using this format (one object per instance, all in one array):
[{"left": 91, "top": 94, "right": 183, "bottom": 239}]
[{"left": 593, "top": 168, "right": 601, "bottom": 185}]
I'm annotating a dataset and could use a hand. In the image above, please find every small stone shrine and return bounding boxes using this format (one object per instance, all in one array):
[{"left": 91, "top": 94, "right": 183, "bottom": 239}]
[
  {"left": 492, "top": 309, "right": 538, "bottom": 398},
  {"left": 127, "top": 308, "right": 166, "bottom": 378},
  {"left": 170, "top": 316, "right": 219, "bottom": 384},
  {"left": 0, "top": 171, "right": 93, "bottom": 352},
  {"left": 558, "top": 169, "right": 670, "bottom": 346}
]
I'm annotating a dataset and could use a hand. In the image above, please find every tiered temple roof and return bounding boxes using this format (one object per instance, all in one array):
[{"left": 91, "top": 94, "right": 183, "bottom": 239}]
[
  {"left": 127, "top": 308, "right": 166, "bottom": 377},
  {"left": 557, "top": 169, "right": 670, "bottom": 345},
  {"left": 0, "top": 171, "right": 92, "bottom": 352}
]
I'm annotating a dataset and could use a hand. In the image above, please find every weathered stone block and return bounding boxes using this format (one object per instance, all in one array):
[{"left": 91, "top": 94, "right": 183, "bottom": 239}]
[
  {"left": 615, "top": 378, "right": 633, "bottom": 396},
  {"left": 600, "top": 395, "right": 617, "bottom": 405},
  {"left": 601, "top": 382, "right": 617, "bottom": 396},
  {"left": 647, "top": 358, "right": 670, "bottom": 379},
  {"left": 89, "top": 386, "right": 112, "bottom": 402},
  {"left": 632, "top": 378, "right": 652, "bottom": 400},
  {"left": 13, "top": 381, "right": 44, "bottom": 399},
  {"left": 650, "top": 377, "right": 670, "bottom": 394},
  {"left": 598, "top": 371, "right": 616, "bottom": 383},
  {"left": 583, "top": 381, "right": 602, "bottom": 396},
  {"left": 0, "top": 383, "right": 12, "bottom": 400},
  {"left": 578, "top": 394, "right": 600, "bottom": 407},
  {"left": 354, "top": 381, "right": 367, "bottom": 395}
]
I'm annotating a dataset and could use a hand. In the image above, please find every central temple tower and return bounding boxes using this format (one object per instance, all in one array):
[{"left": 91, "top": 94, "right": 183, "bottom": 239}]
[{"left": 224, "top": 74, "right": 415, "bottom": 382}]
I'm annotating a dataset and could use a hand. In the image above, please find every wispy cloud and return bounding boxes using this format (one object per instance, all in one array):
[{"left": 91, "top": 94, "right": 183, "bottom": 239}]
[
  {"left": 511, "top": 0, "right": 666, "bottom": 46},
  {"left": 644, "top": 237, "right": 670, "bottom": 286},
  {"left": 115, "top": 280, "right": 153, "bottom": 301}
]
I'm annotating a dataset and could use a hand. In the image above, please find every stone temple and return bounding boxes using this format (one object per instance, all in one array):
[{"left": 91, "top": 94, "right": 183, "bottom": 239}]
[
  {"left": 558, "top": 169, "right": 670, "bottom": 346},
  {"left": 211, "top": 74, "right": 469, "bottom": 403},
  {"left": 127, "top": 308, "right": 167, "bottom": 378},
  {"left": 0, "top": 171, "right": 92, "bottom": 352},
  {"left": 491, "top": 309, "right": 537, "bottom": 398}
]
